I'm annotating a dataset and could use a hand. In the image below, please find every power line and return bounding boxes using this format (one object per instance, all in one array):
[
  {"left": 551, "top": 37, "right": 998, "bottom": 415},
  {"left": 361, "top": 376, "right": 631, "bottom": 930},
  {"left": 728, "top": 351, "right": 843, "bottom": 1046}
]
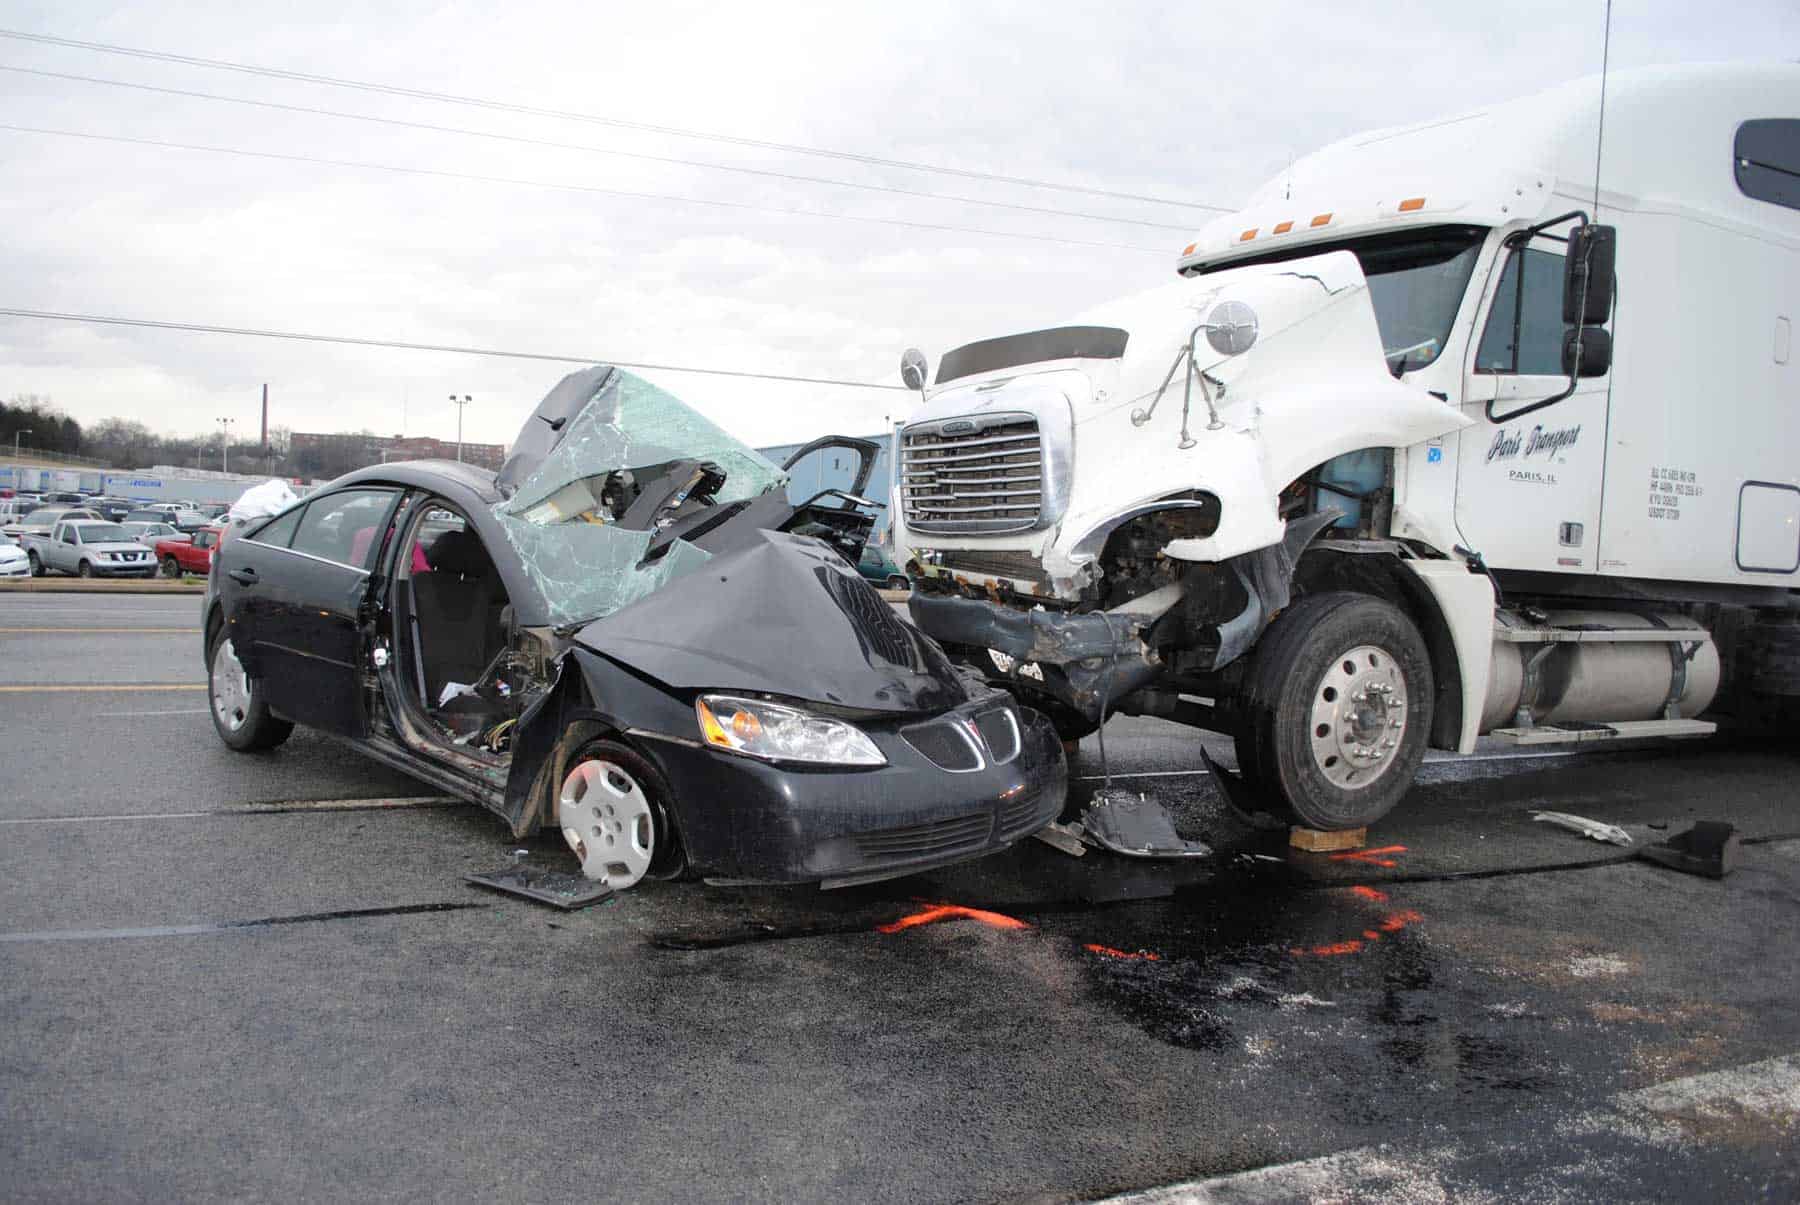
[
  {"left": 0, "top": 306, "right": 915, "bottom": 391},
  {"left": 0, "top": 122, "right": 1169, "bottom": 254},
  {"left": 0, "top": 65, "right": 1201, "bottom": 232},
  {"left": 0, "top": 26, "right": 1228, "bottom": 212}
]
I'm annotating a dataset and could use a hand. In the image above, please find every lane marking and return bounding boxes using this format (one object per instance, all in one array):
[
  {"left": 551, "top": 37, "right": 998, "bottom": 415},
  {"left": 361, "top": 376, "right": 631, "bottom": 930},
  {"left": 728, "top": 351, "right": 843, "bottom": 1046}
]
[
  {"left": 0, "top": 796, "right": 462, "bottom": 825},
  {"left": 95, "top": 708, "right": 209, "bottom": 717},
  {"left": 0, "top": 683, "right": 204, "bottom": 692},
  {"left": 0, "top": 626, "right": 200, "bottom": 633}
]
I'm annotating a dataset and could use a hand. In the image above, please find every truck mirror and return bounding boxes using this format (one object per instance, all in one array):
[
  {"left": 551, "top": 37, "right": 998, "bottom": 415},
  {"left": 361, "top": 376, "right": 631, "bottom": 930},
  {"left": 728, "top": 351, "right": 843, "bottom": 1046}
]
[
  {"left": 1563, "top": 224, "right": 1616, "bottom": 325},
  {"left": 899, "top": 348, "right": 930, "bottom": 393},
  {"left": 1562, "top": 326, "right": 1612, "bottom": 378}
]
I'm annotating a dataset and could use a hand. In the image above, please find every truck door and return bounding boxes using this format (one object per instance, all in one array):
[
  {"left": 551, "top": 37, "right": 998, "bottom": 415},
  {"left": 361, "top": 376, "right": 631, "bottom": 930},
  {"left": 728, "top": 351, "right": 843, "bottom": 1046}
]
[
  {"left": 228, "top": 487, "right": 400, "bottom": 736},
  {"left": 1453, "top": 240, "right": 1611, "bottom": 574}
]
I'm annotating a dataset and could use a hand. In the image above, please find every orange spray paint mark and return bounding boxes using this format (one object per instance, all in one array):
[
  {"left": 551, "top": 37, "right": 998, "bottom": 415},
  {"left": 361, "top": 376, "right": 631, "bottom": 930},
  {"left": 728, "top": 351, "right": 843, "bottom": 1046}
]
[
  {"left": 1084, "top": 943, "right": 1163, "bottom": 961},
  {"left": 1347, "top": 885, "right": 1390, "bottom": 903},
  {"left": 877, "top": 904, "right": 1031, "bottom": 934},
  {"left": 1291, "top": 939, "right": 1364, "bottom": 957},
  {"left": 1329, "top": 845, "right": 1408, "bottom": 869}
]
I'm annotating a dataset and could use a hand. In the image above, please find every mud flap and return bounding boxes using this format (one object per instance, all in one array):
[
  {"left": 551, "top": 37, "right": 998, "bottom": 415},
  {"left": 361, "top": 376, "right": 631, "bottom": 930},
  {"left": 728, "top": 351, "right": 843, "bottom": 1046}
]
[{"left": 1199, "top": 745, "right": 1287, "bottom": 831}]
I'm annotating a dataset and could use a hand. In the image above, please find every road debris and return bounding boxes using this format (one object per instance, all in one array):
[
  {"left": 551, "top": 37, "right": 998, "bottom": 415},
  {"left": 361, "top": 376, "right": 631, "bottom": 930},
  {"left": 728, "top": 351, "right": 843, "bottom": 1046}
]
[
  {"left": 1080, "top": 788, "right": 1212, "bottom": 858},
  {"left": 1639, "top": 821, "right": 1740, "bottom": 879},
  {"left": 1533, "top": 810, "right": 1633, "bottom": 845},
  {"left": 465, "top": 864, "right": 616, "bottom": 910}
]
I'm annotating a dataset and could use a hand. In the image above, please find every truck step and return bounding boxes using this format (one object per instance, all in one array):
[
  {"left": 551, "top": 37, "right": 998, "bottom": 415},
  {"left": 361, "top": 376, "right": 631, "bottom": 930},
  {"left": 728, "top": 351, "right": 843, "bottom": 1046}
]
[
  {"left": 1494, "top": 626, "right": 1710, "bottom": 644},
  {"left": 1490, "top": 718, "right": 1717, "bottom": 746}
]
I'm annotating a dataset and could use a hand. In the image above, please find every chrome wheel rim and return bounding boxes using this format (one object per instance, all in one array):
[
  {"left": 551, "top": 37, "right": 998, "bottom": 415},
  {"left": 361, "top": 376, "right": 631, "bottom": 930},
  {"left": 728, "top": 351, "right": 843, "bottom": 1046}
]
[
  {"left": 1309, "top": 644, "right": 1407, "bottom": 790},
  {"left": 211, "top": 637, "right": 252, "bottom": 733},
  {"left": 558, "top": 759, "right": 655, "bottom": 888}
]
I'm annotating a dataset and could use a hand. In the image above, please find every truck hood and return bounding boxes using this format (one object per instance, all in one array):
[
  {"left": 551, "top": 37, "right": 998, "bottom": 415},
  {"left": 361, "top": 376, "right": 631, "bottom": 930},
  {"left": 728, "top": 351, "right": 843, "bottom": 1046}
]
[
  {"left": 83, "top": 541, "right": 155, "bottom": 554},
  {"left": 574, "top": 528, "right": 969, "bottom": 714}
]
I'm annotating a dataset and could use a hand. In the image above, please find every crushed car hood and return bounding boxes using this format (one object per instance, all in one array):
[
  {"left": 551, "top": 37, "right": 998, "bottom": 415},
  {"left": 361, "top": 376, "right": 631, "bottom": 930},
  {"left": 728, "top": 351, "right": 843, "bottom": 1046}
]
[{"left": 574, "top": 529, "right": 971, "bottom": 714}]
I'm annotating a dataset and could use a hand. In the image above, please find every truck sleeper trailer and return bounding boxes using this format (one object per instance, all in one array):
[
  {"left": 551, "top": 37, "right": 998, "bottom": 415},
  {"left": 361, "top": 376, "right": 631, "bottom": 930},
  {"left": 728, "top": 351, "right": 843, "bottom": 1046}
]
[{"left": 895, "top": 63, "right": 1800, "bottom": 830}]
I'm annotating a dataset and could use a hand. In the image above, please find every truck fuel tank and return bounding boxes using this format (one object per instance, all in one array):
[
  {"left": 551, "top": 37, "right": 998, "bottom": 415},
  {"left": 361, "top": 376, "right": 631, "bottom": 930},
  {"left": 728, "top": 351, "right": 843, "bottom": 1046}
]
[{"left": 1481, "top": 610, "right": 1720, "bottom": 733}]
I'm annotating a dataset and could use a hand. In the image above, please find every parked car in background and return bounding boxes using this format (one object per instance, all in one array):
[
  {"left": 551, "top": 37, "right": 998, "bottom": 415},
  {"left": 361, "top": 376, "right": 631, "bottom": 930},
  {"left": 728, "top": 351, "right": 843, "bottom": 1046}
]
[
  {"left": 4, "top": 506, "right": 101, "bottom": 545},
  {"left": 156, "top": 526, "right": 222, "bottom": 577},
  {"left": 42, "top": 492, "right": 88, "bottom": 505},
  {"left": 0, "top": 499, "right": 41, "bottom": 525},
  {"left": 0, "top": 542, "right": 28, "bottom": 577},
  {"left": 23, "top": 519, "right": 158, "bottom": 578},
  {"left": 124, "top": 506, "right": 211, "bottom": 534},
  {"left": 200, "top": 502, "right": 233, "bottom": 519},
  {"left": 855, "top": 544, "right": 909, "bottom": 591},
  {"left": 120, "top": 521, "right": 183, "bottom": 547},
  {"left": 84, "top": 497, "right": 136, "bottom": 522},
  {"left": 204, "top": 366, "right": 1065, "bottom": 891}
]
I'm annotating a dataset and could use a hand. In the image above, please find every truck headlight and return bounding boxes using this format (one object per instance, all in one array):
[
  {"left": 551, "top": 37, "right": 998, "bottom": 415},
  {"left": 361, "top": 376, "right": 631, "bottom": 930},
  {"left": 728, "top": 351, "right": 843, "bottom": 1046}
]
[{"left": 696, "top": 695, "right": 886, "bottom": 766}]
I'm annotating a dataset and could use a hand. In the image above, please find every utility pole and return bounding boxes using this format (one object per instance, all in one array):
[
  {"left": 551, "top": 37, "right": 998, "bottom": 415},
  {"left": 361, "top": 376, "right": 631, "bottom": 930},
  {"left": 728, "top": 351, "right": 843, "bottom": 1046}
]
[
  {"left": 14, "top": 429, "right": 31, "bottom": 458},
  {"left": 449, "top": 394, "right": 471, "bottom": 461},
  {"left": 217, "top": 417, "right": 235, "bottom": 474}
]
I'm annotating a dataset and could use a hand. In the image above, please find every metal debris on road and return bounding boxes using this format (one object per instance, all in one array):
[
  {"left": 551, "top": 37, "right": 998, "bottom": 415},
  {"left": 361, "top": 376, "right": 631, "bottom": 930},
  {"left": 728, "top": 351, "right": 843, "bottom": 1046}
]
[
  {"left": 1533, "top": 810, "right": 1633, "bottom": 846},
  {"left": 1080, "top": 788, "right": 1212, "bottom": 859},
  {"left": 1639, "top": 821, "right": 1740, "bottom": 879},
  {"left": 1031, "top": 820, "right": 1088, "bottom": 857},
  {"left": 466, "top": 864, "right": 616, "bottom": 910}
]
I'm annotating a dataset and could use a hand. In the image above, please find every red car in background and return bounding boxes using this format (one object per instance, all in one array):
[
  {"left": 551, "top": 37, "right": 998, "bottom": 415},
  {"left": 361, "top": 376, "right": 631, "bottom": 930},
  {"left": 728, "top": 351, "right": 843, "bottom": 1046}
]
[{"left": 155, "top": 526, "right": 224, "bottom": 578}]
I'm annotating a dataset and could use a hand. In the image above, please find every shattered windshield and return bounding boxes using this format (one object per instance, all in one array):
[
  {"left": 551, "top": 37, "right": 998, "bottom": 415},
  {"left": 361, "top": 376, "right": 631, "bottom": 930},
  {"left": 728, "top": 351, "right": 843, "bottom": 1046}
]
[{"left": 491, "top": 369, "right": 788, "bottom": 627}]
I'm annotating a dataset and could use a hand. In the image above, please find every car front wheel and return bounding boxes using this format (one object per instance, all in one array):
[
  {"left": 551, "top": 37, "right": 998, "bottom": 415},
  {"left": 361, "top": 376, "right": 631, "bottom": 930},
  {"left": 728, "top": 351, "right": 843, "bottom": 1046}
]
[
  {"left": 208, "top": 633, "right": 294, "bottom": 752},
  {"left": 556, "top": 739, "right": 686, "bottom": 888},
  {"left": 1233, "top": 592, "right": 1434, "bottom": 831}
]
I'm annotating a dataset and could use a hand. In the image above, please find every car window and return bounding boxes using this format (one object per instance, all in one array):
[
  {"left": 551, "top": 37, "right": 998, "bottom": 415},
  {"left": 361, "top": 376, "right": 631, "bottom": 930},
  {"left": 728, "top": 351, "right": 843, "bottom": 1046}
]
[
  {"left": 194, "top": 531, "right": 215, "bottom": 549},
  {"left": 289, "top": 489, "right": 397, "bottom": 570},
  {"left": 61, "top": 527, "right": 78, "bottom": 545},
  {"left": 1475, "top": 246, "right": 1570, "bottom": 375},
  {"left": 247, "top": 505, "right": 305, "bottom": 549}
]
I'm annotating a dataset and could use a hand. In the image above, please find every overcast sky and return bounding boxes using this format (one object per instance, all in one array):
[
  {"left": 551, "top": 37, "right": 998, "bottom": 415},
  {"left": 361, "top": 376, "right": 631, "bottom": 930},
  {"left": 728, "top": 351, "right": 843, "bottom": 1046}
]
[{"left": 1, "top": 1, "right": 1795, "bottom": 452}]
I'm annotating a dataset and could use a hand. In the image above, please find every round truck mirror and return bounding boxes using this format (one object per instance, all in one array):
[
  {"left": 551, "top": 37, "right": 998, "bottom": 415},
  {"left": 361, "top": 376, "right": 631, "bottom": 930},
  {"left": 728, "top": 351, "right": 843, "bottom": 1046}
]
[{"left": 900, "top": 348, "right": 930, "bottom": 393}]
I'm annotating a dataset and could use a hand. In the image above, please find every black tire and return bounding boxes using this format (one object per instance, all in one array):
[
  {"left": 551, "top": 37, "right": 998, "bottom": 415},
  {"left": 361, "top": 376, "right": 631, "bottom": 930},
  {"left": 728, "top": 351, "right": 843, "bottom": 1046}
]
[
  {"left": 885, "top": 575, "right": 909, "bottom": 591},
  {"left": 557, "top": 738, "right": 690, "bottom": 883},
  {"left": 26, "top": 550, "right": 42, "bottom": 577},
  {"left": 77, "top": 560, "right": 93, "bottom": 578},
  {"left": 161, "top": 555, "right": 181, "bottom": 579},
  {"left": 1233, "top": 592, "right": 1434, "bottom": 830},
  {"left": 207, "top": 629, "right": 294, "bottom": 752}
]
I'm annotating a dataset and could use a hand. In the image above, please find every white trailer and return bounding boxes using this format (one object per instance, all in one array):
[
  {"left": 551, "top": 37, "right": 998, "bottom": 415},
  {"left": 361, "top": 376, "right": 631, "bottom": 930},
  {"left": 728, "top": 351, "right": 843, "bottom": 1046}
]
[{"left": 895, "top": 63, "right": 1799, "bottom": 829}]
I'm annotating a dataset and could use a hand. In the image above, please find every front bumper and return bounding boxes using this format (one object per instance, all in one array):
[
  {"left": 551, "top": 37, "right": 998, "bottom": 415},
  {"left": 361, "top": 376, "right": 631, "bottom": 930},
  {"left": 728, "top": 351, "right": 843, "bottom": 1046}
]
[{"left": 637, "top": 702, "right": 1068, "bottom": 886}]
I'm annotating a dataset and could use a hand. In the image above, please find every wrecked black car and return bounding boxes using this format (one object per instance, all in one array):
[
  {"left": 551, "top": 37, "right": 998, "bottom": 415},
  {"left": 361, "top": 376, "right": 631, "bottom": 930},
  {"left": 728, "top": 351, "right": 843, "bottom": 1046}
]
[{"left": 204, "top": 367, "right": 1066, "bottom": 888}]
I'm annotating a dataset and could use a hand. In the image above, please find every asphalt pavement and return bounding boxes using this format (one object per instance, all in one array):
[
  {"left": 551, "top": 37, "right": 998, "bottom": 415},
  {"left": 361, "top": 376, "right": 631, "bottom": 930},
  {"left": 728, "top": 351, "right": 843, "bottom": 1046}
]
[{"left": 2, "top": 592, "right": 1797, "bottom": 1202}]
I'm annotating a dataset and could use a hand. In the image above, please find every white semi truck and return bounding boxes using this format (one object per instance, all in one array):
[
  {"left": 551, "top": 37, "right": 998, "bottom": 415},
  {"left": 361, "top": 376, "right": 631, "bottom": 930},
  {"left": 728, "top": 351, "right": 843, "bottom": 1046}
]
[{"left": 895, "top": 64, "right": 1800, "bottom": 830}]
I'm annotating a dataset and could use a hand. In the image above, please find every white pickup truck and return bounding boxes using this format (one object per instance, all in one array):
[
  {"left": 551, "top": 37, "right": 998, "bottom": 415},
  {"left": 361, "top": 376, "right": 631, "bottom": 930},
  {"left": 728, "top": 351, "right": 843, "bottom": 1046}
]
[{"left": 23, "top": 518, "right": 160, "bottom": 579}]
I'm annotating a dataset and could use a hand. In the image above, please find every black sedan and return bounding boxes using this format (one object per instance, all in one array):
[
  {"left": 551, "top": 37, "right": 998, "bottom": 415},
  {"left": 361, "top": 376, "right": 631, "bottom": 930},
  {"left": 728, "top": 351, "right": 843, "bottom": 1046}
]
[{"left": 204, "top": 366, "right": 1065, "bottom": 890}]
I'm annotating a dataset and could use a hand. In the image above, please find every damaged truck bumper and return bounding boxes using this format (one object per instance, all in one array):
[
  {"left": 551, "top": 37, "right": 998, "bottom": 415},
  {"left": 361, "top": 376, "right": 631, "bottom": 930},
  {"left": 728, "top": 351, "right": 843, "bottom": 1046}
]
[{"left": 633, "top": 700, "right": 1068, "bottom": 888}]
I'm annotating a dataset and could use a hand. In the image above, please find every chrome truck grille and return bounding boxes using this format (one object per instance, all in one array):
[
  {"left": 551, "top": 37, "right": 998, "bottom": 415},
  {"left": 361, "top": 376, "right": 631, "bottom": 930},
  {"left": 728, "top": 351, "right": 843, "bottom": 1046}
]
[{"left": 900, "top": 413, "right": 1043, "bottom": 534}]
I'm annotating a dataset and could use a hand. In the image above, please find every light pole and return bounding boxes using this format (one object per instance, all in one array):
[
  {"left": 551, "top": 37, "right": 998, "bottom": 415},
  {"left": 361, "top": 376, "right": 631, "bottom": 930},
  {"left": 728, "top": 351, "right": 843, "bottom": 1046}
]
[
  {"left": 448, "top": 395, "right": 471, "bottom": 462},
  {"left": 13, "top": 429, "right": 31, "bottom": 458},
  {"left": 217, "top": 417, "right": 235, "bottom": 474}
]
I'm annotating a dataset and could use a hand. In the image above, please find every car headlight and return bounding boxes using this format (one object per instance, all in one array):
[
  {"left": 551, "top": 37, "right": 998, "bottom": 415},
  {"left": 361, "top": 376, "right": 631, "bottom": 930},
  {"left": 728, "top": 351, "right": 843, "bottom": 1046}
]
[{"left": 695, "top": 695, "right": 885, "bottom": 766}]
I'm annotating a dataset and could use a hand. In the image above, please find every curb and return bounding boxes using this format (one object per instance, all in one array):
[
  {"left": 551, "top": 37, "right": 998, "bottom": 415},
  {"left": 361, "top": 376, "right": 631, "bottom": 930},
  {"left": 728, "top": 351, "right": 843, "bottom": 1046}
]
[{"left": 0, "top": 579, "right": 207, "bottom": 595}]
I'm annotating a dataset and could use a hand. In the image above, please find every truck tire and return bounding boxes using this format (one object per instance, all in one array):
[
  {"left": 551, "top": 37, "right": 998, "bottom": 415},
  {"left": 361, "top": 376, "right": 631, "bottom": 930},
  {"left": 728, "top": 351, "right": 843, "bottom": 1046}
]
[
  {"left": 207, "top": 631, "right": 294, "bottom": 752},
  {"left": 1233, "top": 591, "right": 1434, "bottom": 831},
  {"left": 26, "top": 550, "right": 42, "bottom": 577},
  {"left": 161, "top": 555, "right": 181, "bottom": 578},
  {"left": 77, "top": 560, "right": 93, "bottom": 578}
]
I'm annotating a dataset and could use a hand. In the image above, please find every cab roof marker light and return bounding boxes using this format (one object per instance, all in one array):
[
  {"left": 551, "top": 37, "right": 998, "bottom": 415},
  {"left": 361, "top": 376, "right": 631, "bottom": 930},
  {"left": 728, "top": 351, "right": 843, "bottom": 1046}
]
[
  {"left": 1181, "top": 242, "right": 1197, "bottom": 256},
  {"left": 1310, "top": 212, "right": 1333, "bottom": 227},
  {"left": 1398, "top": 197, "right": 1426, "bottom": 212},
  {"left": 1238, "top": 228, "right": 1258, "bottom": 242},
  {"left": 1272, "top": 220, "right": 1294, "bottom": 235}
]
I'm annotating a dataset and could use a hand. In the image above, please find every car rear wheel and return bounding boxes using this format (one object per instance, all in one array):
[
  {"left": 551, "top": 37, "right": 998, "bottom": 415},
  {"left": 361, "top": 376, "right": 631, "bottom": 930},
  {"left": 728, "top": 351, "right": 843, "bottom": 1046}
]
[
  {"left": 208, "top": 633, "right": 294, "bottom": 752},
  {"left": 1233, "top": 592, "right": 1433, "bottom": 831},
  {"left": 26, "top": 550, "right": 42, "bottom": 577},
  {"left": 556, "top": 739, "right": 685, "bottom": 888},
  {"left": 161, "top": 555, "right": 181, "bottom": 578}
]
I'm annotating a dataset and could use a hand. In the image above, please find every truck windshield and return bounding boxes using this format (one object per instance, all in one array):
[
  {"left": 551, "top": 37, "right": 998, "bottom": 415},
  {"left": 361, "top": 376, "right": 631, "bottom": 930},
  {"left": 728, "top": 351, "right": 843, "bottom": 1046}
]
[
  {"left": 1200, "top": 224, "right": 1486, "bottom": 374},
  {"left": 78, "top": 523, "right": 129, "bottom": 542}
]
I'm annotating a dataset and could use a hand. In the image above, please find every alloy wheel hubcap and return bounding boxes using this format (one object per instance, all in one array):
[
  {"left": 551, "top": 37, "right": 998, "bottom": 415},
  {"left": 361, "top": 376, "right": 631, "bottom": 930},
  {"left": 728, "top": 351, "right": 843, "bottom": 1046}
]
[
  {"left": 211, "top": 637, "right": 251, "bottom": 733},
  {"left": 1309, "top": 644, "right": 1407, "bottom": 789},
  {"left": 558, "top": 759, "right": 655, "bottom": 888}
]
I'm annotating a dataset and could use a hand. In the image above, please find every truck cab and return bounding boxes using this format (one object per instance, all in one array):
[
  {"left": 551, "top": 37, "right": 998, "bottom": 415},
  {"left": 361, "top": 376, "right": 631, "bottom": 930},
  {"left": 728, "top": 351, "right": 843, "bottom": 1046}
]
[{"left": 896, "top": 64, "right": 1800, "bottom": 830}]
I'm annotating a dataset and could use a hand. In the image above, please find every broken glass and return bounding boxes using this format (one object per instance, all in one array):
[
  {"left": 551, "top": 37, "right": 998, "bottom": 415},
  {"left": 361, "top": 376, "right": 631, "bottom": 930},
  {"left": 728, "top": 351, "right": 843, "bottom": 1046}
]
[{"left": 490, "top": 370, "right": 787, "bottom": 627}]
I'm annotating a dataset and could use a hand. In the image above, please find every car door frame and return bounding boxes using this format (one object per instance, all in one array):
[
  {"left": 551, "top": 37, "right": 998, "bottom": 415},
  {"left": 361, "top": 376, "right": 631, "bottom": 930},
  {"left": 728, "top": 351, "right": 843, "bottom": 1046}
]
[{"left": 224, "top": 486, "right": 403, "bottom": 738}]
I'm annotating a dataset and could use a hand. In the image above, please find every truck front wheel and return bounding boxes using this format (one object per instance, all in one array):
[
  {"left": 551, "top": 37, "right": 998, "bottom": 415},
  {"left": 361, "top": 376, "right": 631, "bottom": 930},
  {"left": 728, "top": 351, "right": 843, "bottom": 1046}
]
[{"left": 1233, "top": 592, "right": 1434, "bottom": 831}]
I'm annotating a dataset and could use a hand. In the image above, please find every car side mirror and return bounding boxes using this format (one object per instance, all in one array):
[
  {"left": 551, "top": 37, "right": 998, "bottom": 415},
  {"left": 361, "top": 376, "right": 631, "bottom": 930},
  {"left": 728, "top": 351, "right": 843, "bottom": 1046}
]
[
  {"left": 1563, "top": 326, "right": 1612, "bottom": 378},
  {"left": 1563, "top": 224, "right": 1616, "bottom": 325},
  {"left": 899, "top": 348, "right": 930, "bottom": 394}
]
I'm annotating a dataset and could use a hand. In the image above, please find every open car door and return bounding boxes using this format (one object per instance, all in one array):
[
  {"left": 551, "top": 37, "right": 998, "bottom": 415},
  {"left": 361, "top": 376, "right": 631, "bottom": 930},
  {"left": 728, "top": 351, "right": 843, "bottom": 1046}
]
[{"left": 779, "top": 435, "right": 883, "bottom": 565}]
